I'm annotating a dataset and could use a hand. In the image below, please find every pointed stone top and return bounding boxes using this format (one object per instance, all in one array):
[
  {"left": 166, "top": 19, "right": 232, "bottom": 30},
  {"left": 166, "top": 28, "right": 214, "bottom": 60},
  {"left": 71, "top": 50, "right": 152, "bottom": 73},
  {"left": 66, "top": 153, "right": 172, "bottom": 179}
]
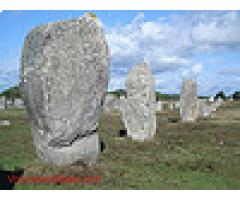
[{"left": 83, "top": 12, "right": 102, "bottom": 27}]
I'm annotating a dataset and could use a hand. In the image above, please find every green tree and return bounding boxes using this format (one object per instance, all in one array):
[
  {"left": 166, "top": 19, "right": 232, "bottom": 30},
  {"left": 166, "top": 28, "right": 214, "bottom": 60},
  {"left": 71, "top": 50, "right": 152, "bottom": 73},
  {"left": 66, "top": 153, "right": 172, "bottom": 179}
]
[
  {"left": 232, "top": 91, "right": 240, "bottom": 100},
  {"left": 215, "top": 91, "right": 226, "bottom": 100},
  {"left": 0, "top": 86, "right": 20, "bottom": 99},
  {"left": 108, "top": 89, "right": 126, "bottom": 98}
]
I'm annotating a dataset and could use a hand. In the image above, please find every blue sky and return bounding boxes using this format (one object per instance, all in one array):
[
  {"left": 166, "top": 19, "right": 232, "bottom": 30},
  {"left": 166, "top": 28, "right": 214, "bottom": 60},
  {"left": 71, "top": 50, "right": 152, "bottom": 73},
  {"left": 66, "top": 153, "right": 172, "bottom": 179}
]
[{"left": 0, "top": 10, "right": 240, "bottom": 96}]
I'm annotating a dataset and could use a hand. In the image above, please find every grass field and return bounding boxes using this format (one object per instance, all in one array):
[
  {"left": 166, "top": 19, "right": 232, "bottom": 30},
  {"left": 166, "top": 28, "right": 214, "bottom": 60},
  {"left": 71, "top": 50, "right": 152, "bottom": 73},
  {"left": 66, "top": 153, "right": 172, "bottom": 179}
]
[{"left": 0, "top": 101, "right": 239, "bottom": 189}]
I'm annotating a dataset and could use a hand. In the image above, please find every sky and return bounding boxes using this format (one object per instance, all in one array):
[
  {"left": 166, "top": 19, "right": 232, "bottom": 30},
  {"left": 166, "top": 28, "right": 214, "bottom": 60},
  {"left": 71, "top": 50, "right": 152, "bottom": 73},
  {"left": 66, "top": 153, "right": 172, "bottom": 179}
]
[{"left": 0, "top": 10, "right": 240, "bottom": 96}]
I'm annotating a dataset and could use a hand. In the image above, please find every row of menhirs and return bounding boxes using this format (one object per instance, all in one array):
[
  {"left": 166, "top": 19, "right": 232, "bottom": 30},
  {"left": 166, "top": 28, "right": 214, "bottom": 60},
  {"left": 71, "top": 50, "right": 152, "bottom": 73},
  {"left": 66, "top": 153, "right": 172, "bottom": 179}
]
[{"left": 0, "top": 96, "right": 25, "bottom": 110}]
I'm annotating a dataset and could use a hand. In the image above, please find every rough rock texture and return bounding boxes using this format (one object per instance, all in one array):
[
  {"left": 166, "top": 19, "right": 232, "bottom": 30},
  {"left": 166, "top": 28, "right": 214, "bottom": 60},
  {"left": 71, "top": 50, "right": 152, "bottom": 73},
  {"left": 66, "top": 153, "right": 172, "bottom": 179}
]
[
  {"left": 122, "top": 63, "right": 156, "bottom": 141},
  {"left": 20, "top": 13, "right": 109, "bottom": 165},
  {"left": 0, "top": 96, "right": 6, "bottom": 110},
  {"left": 180, "top": 79, "right": 198, "bottom": 122}
]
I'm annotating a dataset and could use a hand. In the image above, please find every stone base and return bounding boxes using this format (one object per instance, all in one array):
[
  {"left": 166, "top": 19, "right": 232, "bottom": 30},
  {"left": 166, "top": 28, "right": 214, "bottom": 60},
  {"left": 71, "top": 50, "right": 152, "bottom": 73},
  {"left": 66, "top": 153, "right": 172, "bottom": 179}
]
[{"left": 36, "top": 133, "right": 100, "bottom": 166}]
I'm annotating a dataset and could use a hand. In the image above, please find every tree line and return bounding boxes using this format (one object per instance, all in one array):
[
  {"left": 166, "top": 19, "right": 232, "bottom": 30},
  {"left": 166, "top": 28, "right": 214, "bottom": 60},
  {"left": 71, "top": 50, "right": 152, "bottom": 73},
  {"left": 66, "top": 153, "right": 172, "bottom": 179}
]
[{"left": 1, "top": 86, "right": 240, "bottom": 100}]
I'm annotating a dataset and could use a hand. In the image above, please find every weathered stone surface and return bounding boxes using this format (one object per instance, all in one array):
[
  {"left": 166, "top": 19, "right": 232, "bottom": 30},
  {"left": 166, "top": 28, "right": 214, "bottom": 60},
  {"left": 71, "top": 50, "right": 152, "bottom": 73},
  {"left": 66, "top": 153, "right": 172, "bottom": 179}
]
[
  {"left": 180, "top": 79, "right": 198, "bottom": 122},
  {"left": 20, "top": 13, "right": 109, "bottom": 165},
  {"left": 122, "top": 62, "right": 156, "bottom": 141},
  {"left": 0, "top": 96, "right": 6, "bottom": 110}
]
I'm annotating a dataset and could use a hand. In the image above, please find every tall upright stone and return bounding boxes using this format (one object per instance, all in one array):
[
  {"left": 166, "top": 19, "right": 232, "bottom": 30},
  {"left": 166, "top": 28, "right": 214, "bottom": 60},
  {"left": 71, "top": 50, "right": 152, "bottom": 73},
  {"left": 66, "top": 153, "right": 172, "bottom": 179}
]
[
  {"left": 20, "top": 13, "right": 109, "bottom": 166},
  {"left": 122, "top": 62, "right": 156, "bottom": 141},
  {"left": 174, "top": 101, "right": 180, "bottom": 109},
  {"left": 0, "top": 96, "right": 6, "bottom": 110},
  {"left": 180, "top": 79, "right": 197, "bottom": 122},
  {"left": 156, "top": 101, "right": 162, "bottom": 112},
  {"left": 169, "top": 101, "right": 174, "bottom": 111}
]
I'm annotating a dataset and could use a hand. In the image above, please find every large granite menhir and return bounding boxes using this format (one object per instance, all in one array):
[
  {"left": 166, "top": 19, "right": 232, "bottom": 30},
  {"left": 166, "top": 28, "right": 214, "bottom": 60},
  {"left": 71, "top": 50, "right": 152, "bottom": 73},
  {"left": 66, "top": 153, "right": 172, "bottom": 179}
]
[
  {"left": 122, "top": 62, "right": 156, "bottom": 141},
  {"left": 180, "top": 79, "right": 197, "bottom": 122},
  {"left": 20, "top": 13, "right": 109, "bottom": 166}
]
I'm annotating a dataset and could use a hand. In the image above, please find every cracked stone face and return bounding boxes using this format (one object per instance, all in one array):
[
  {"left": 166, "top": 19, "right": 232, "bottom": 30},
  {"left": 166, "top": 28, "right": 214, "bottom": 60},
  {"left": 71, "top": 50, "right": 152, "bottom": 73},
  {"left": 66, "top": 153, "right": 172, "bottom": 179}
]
[
  {"left": 122, "top": 63, "right": 156, "bottom": 141},
  {"left": 180, "top": 79, "right": 198, "bottom": 122},
  {"left": 20, "top": 13, "right": 109, "bottom": 165}
]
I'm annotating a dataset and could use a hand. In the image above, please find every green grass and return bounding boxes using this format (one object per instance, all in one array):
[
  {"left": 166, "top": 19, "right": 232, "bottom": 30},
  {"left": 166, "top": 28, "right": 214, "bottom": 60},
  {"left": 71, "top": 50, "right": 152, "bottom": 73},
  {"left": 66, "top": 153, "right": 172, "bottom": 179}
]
[{"left": 0, "top": 102, "right": 240, "bottom": 189}]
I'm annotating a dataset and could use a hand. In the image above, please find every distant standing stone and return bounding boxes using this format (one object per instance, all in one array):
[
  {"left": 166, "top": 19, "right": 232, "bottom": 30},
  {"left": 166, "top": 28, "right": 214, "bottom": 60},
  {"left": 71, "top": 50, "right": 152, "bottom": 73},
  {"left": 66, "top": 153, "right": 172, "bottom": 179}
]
[
  {"left": 20, "top": 13, "right": 109, "bottom": 166},
  {"left": 174, "top": 101, "right": 180, "bottom": 109},
  {"left": 180, "top": 79, "right": 197, "bottom": 122},
  {"left": 156, "top": 101, "right": 162, "bottom": 112},
  {"left": 169, "top": 101, "right": 174, "bottom": 111},
  {"left": 122, "top": 62, "right": 156, "bottom": 141},
  {"left": 0, "top": 96, "right": 6, "bottom": 110}
]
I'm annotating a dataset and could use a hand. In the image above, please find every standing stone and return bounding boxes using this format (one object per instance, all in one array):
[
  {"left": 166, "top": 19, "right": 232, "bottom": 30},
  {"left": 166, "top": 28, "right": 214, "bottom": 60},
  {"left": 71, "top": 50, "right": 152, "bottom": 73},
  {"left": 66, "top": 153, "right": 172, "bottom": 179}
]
[
  {"left": 7, "top": 99, "right": 13, "bottom": 108},
  {"left": 161, "top": 101, "right": 168, "bottom": 111},
  {"left": 180, "top": 79, "right": 197, "bottom": 122},
  {"left": 209, "top": 96, "right": 214, "bottom": 102},
  {"left": 169, "top": 101, "right": 174, "bottom": 111},
  {"left": 0, "top": 96, "right": 6, "bottom": 110},
  {"left": 174, "top": 101, "right": 180, "bottom": 109},
  {"left": 156, "top": 101, "right": 162, "bottom": 112},
  {"left": 20, "top": 13, "right": 109, "bottom": 166},
  {"left": 122, "top": 62, "right": 156, "bottom": 141}
]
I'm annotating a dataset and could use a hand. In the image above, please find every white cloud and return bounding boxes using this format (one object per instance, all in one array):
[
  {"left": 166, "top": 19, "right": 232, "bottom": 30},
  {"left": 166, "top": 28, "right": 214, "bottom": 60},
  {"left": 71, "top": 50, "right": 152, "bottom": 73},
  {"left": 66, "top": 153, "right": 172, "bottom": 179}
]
[
  {"left": 2, "top": 11, "right": 240, "bottom": 95},
  {"left": 106, "top": 11, "right": 240, "bottom": 94},
  {"left": 108, "top": 76, "right": 126, "bottom": 91},
  {"left": 192, "top": 63, "right": 203, "bottom": 76},
  {"left": 192, "top": 12, "right": 240, "bottom": 47},
  {"left": 0, "top": 60, "right": 19, "bottom": 92}
]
